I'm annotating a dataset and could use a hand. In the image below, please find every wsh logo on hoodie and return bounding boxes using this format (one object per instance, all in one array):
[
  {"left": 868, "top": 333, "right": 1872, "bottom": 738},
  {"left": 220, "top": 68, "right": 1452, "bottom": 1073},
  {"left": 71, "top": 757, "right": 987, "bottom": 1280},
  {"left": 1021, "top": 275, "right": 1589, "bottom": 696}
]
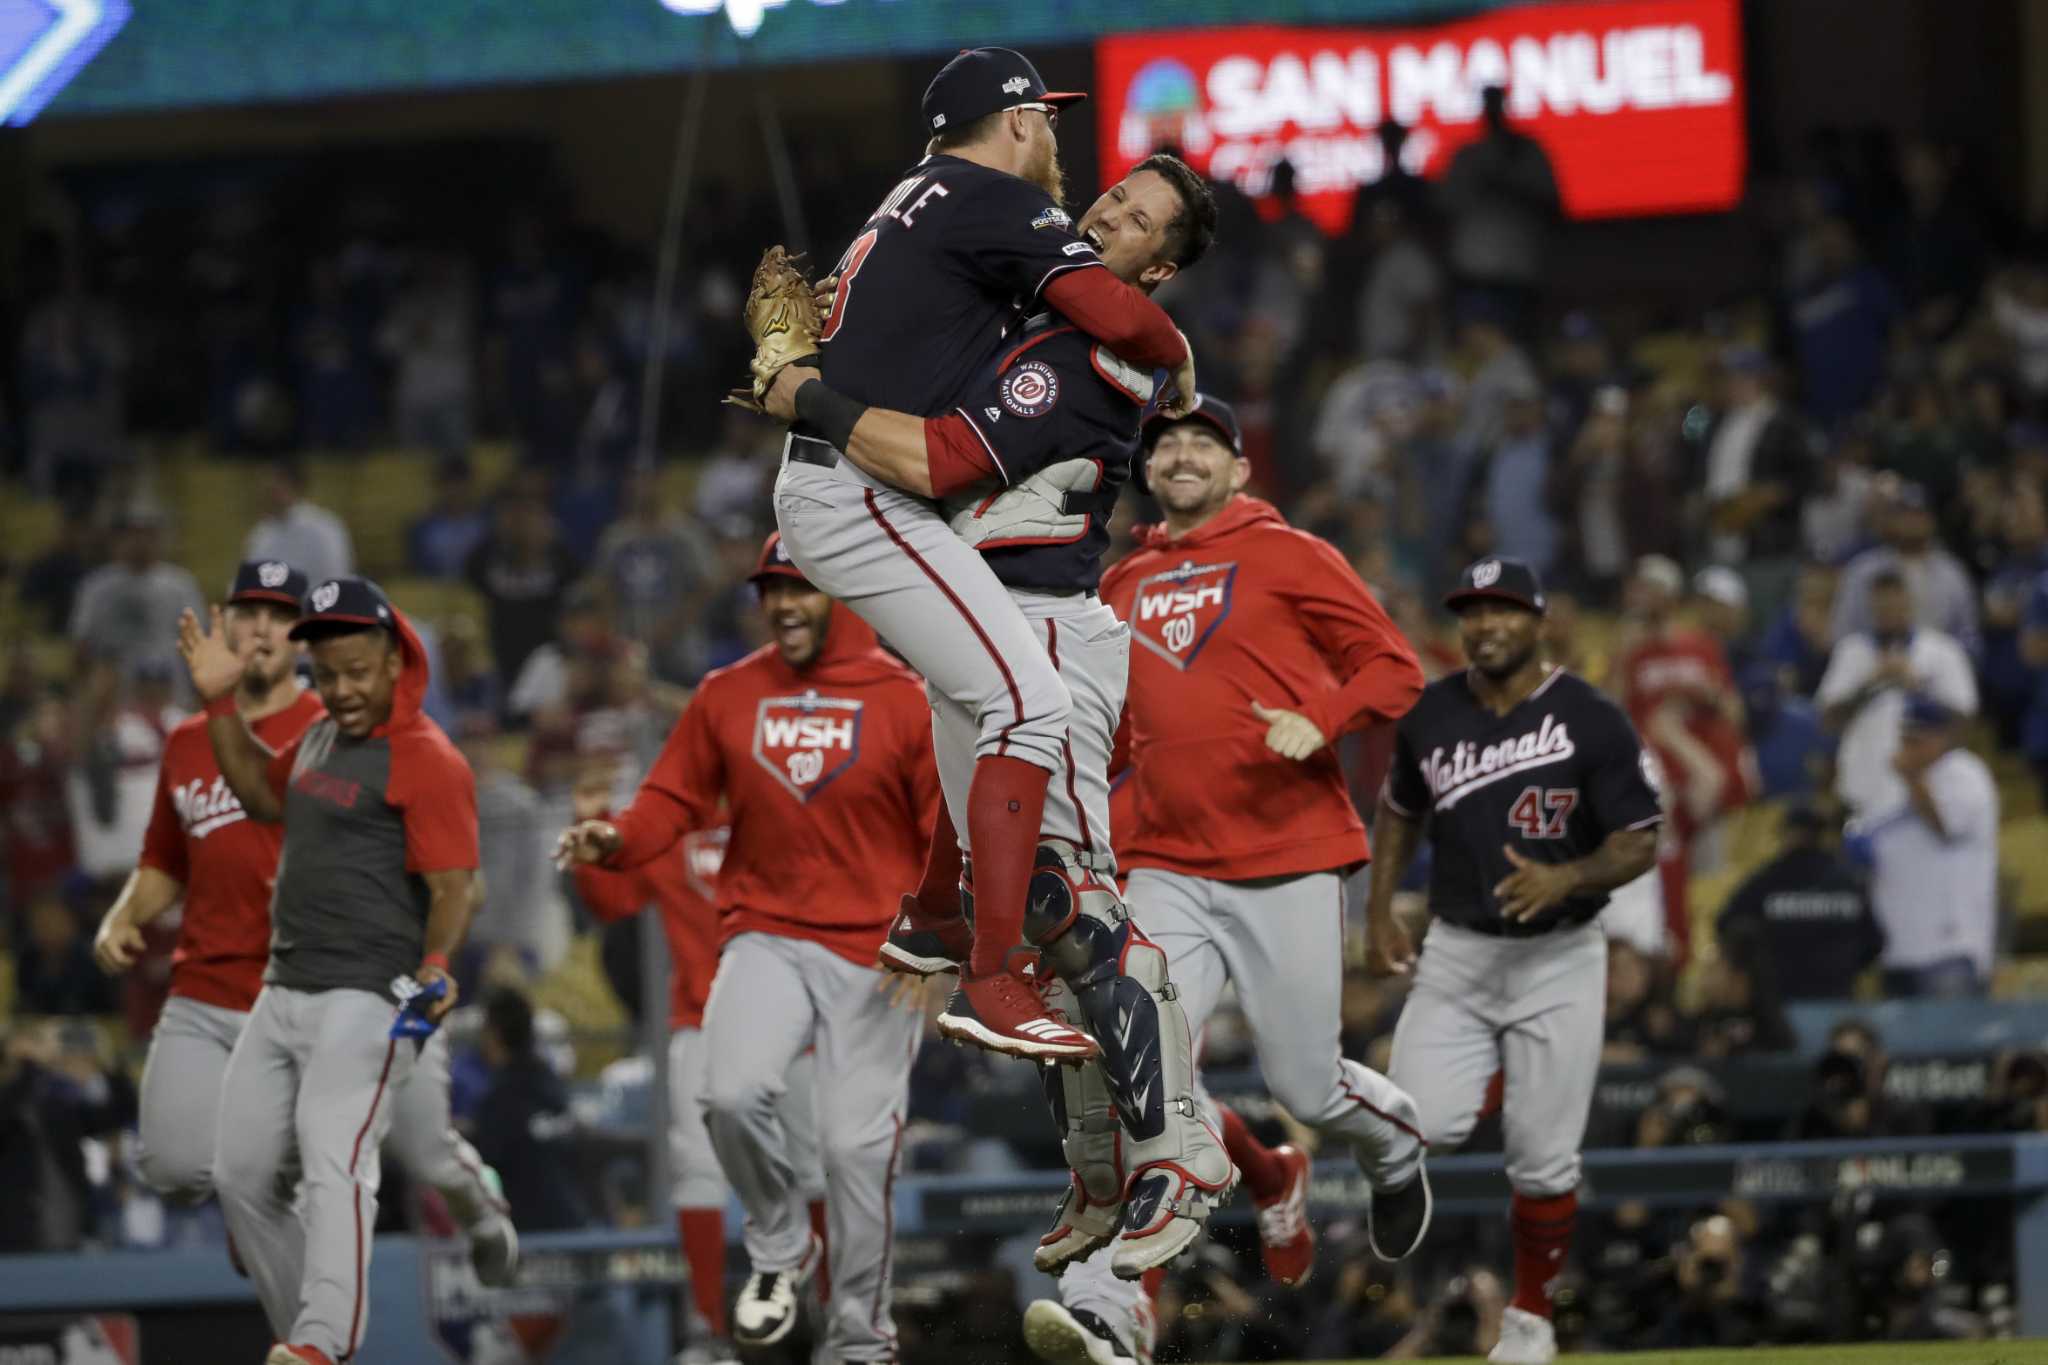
[
  {"left": 1130, "top": 562, "right": 1237, "bottom": 670},
  {"left": 753, "top": 692, "right": 865, "bottom": 802}
]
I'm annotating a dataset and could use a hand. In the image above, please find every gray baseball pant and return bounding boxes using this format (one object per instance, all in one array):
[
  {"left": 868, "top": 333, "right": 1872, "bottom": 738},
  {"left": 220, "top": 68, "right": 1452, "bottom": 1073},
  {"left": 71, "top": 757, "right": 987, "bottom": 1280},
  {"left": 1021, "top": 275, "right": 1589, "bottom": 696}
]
[
  {"left": 215, "top": 985, "right": 415, "bottom": 1360},
  {"left": 669, "top": 1026, "right": 824, "bottom": 1210},
  {"left": 1389, "top": 920, "right": 1607, "bottom": 1197},
  {"left": 699, "top": 932, "right": 922, "bottom": 1363},
  {"left": 385, "top": 1030, "right": 508, "bottom": 1227},
  {"left": 773, "top": 448, "right": 1070, "bottom": 777}
]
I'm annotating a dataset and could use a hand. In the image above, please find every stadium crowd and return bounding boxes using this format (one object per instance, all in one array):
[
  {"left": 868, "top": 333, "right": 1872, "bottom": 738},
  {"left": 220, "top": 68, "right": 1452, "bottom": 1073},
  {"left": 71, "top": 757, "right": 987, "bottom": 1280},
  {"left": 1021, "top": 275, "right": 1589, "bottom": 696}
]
[{"left": 2, "top": 108, "right": 2044, "bottom": 1357}]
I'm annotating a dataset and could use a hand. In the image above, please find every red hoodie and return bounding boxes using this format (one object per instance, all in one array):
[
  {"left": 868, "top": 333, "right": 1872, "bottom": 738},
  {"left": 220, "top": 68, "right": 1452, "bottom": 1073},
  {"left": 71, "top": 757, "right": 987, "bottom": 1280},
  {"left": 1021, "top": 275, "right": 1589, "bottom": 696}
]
[
  {"left": 577, "top": 825, "right": 726, "bottom": 1031},
  {"left": 605, "top": 609, "right": 938, "bottom": 966},
  {"left": 140, "top": 688, "right": 327, "bottom": 1011},
  {"left": 1099, "top": 496, "right": 1424, "bottom": 880}
]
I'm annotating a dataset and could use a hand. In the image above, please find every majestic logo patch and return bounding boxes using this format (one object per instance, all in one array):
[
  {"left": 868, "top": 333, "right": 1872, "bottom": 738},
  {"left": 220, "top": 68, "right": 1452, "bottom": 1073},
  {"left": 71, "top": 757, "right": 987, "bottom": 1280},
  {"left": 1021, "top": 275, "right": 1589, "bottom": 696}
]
[
  {"left": 258, "top": 561, "right": 290, "bottom": 588},
  {"left": 1129, "top": 561, "right": 1237, "bottom": 670},
  {"left": 1062, "top": 239, "right": 1096, "bottom": 256},
  {"left": 1002, "top": 75, "right": 1031, "bottom": 95},
  {"left": 999, "top": 360, "right": 1060, "bottom": 418},
  {"left": 310, "top": 581, "right": 340, "bottom": 613},
  {"left": 752, "top": 692, "right": 864, "bottom": 802},
  {"left": 1031, "top": 205, "right": 1072, "bottom": 231}
]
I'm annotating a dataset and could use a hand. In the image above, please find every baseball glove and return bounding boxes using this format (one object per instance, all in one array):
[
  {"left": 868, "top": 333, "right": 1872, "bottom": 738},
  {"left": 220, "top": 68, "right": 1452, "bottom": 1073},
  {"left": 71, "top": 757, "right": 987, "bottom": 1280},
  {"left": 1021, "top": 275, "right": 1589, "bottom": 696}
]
[{"left": 724, "top": 244, "right": 822, "bottom": 413}]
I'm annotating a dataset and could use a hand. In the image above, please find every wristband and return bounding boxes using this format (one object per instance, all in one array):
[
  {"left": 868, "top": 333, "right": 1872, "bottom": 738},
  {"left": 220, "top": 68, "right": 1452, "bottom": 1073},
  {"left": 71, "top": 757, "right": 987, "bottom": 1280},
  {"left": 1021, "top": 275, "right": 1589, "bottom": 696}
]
[
  {"left": 205, "top": 694, "right": 238, "bottom": 719},
  {"left": 793, "top": 378, "right": 868, "bottom": 453},
  {"left": 421, "top": 953, "right": 449, "bottom": 974}
]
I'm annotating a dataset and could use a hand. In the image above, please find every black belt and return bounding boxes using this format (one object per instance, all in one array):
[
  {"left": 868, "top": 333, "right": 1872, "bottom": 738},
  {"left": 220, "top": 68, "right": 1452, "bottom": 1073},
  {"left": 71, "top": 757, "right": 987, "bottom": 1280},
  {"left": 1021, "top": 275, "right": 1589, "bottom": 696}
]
[
  {"left": 1453, "top": 908, "right": 1599, "bottom": 939},
  {"left": 786, "top": 434, "right": 841, "bottom": 469}
]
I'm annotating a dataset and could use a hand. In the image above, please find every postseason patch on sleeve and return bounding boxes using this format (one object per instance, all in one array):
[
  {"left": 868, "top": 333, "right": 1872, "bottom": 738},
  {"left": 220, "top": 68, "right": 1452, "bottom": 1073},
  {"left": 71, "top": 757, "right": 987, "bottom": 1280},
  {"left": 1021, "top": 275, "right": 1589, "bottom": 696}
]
[{"left": 1031, "top": 205, "right": 1073, "bottom": 231}]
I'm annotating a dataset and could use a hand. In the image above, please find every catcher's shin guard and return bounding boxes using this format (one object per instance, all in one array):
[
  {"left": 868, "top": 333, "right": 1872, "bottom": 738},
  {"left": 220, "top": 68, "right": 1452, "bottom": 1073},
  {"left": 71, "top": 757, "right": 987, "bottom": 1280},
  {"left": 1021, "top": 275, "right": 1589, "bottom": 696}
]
[
  {"left": 1027, "top": 841, "right": 1237, "bottom": 1278},
  {"left": 1034, "top": 980, "right": 1125, "bottom": 1274}
]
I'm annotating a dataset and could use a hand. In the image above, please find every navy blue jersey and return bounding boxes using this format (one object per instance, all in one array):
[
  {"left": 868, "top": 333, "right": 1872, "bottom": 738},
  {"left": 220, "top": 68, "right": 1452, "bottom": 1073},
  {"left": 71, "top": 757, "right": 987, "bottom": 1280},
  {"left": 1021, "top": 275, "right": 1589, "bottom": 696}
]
[
  {"left": 818, "top": 155, "right": 1106, "bottom": 416},
  {"left": 942, "top": 314, "right": 1152, "bottom": 593},
  {"left": 1383, "top": 667, "right": 1661, "bottom": 936}
]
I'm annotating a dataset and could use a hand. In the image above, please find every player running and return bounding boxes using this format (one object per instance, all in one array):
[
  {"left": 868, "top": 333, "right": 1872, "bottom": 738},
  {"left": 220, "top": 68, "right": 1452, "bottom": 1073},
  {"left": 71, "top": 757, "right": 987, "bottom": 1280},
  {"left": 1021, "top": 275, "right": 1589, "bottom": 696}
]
[
  {"left": 1366, "top": 557, "right": 1661, "bottom": 1365},
  {"left": 568, "top": 783, "right": 826, "bottom": 1365},
  {"left": 765, "top": 47, "right": 1198, "bottom": 1061},
  {"left": 555, "top": 535, "right": 932, "bottom": 1363},
  {"left": 763, "top": 154, "right": 1241, "bottom": 1280},
  {"left": 177, "top": 576, "right": 482, "bottom": 1365},
  {"left": 95, "top": 562, "right": 515, "bottom": 1294}
]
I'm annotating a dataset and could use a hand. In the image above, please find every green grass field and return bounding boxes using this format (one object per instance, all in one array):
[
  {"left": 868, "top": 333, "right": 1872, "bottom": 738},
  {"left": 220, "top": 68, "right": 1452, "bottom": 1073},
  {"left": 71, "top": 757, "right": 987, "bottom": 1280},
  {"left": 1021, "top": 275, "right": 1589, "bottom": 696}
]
[{"left": 1318, "top": 1342, "right": 2048, "bottom": 1365}]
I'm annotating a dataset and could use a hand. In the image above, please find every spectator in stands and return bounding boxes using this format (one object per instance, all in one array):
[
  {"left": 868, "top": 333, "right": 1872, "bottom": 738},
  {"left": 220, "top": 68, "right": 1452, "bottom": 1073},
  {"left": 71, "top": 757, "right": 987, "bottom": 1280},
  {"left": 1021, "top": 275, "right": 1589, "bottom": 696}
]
[
  {"left": 1818, "top": 569, "right": 1976, "bottom": 815},
  {"left": 1692, "top": 567, "right": 1754, "bottom": 677},
  {"left": 594, "top": 467, "right": 717, "bottom": 683},
  {"left": 507, "top": 583, "right": 615, "bottom": 722},
  {"left": 1830, "top": 480, "right": 1979, "bottom": 653},
  {"left": 461, "top": 728, "right": 557, "bottom": 976},
  {"left": 1702, "top": 347, "right": 1814, "bottom": 627},
  {"left": 380, "top": 252, "right": 476, "bottom": 459},
  {"left": 63, "top": 657, "right": 180, "bottom": 884},
  {"left": 1973, "top": 1048, "right": 2048, "bottom": 1134},
  {"left": 1981, "top": 481, "right": 2048, "bottom": 746},
  {"left": 1440, "top": 85, "right": 1559, "bottom": 331},
  {"left": 1990, "top": 263, "right": 2048, "bottom": 405},
  {"left": 1759, "top": 563, "right": 1840, "bottom": 697},
  {"left": 15, "top": 897, "right": 115, "bottom": 1016},
  {"left": 1643, "top": 1214, "right": 1763, "bottom": 1349},
  {"left": 427, "top": 613, "right": 502, "bottom": 738},
  {"left": 1790, "top": 216, "right": 1898, "bottom": 428},
  {"left": 67, "top": 503, "right": 204, "bottom": 700},
  {"left": 1, "top": 689, "right": 76, "bottom": 912},
  {"left": 1355, "top": 196, "right": 1442, "bottom": 364},
  {"left": 1476, "top": 377, "right": 1558, "bottom": 578},
  {"left": 466, "top": 484, "right": 582, "bottom": 690},
  {"left": 0, "top": 1017, "right": 136, "bottom": 1252},
  {"left": 1603, "top": 940, "right": 1689, "bottom": 1063},
  {"left": 406, "top": 454, "right": 492, "bottom": 580},
  {"left": 240, "top": 457, "right": 353, "bottom": 586},
  {"left": 1743, "top": 665, "right": 1832, "bottom": 798},
  {"left": 291, "top": 259, "right": 378, "bottom": 451},
  {"left": 1800, "top": 417, "right": 1880, "bottom": 566},
  {"left": 1856, "top": 696, "right": 1999, "bottom": 998},
  {"left": 1790, "top": 1019, "right": 1929, "bottom": 1141},
  {"left": 1632, "top": 1066, "right": 1731, "bottom": 1148},
  {"left": 1717, "top": 802, "right": 1880, "bottom": 1001},
  {"left": 1889, "top": 138, "right": 1985, "bottom": 344},
  {"left": 17, "top": 498, "right": 101, "bottom": 637},
  {"left": 17, "top": 251, "right": 129, "bottom": 500},
  {"left": 1453, "top": 306, "right": 1540, "bottom": 459},
  {"left": 1689, "top": 948, "right": 1794, "bottom": 1057},
  {"left": 471, "top": 986, "right": 590, "bottom": 1232},
  {"left": 1551, "top": 384, "right": 1631, "bottom": 600}
]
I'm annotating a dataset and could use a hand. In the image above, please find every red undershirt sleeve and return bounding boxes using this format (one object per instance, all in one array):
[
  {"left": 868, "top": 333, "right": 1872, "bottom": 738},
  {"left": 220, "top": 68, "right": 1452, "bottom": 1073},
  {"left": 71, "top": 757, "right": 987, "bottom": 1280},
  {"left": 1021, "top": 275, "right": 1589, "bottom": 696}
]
[
  {"left": 1043, "top": 269, "right": 1188, "bottom": 370},
  {"left": 924, "top": 413, "right": 1004, "bottom": 498}
]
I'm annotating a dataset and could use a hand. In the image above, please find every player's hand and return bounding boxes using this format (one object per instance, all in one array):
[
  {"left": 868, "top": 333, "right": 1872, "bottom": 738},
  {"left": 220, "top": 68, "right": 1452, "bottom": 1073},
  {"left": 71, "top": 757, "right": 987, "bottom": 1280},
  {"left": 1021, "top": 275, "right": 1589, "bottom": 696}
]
[
  {"left": 415, "top": 962, "right": 459, "bottom": 1023},
  {"left": 1158, "top": 334, "right": 1197, "bottom": 418},
  {"left": 766, "top": 364, "right": 821, "bottom": 424},
  {"left": 1493, "top": 845, "right": 1581, "bottom": 922},
  {"left": 1365, "top": 911, "right": 1415, "bottom": 977},
  {"left": 554, "top": 820, "right": 622, "bottom": 870},
  {"left": 1251, "top": 701, "right": 1327, "bottom": 761},
  {"left": 177, "top": 605, "right": 253, "bottom": 704},
  {"left": 813, "top": 274, "right": 839, "bottom": 326},
  {"left": 876, "top": 972, "right": 944, "bottom": 1015},
  {"left": 92, "top": 908, "right": 147, "bottom": 975}
]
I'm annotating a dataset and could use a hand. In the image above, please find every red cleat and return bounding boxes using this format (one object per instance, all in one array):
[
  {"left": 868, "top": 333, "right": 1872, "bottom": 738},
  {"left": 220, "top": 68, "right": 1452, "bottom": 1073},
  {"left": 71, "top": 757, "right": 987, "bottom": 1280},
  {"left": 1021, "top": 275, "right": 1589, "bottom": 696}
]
[
  {"left": 877, "top": 894, "right": 972, "bottom": 976},
  {"left": 265, "top": 1346, "right": 334, "bottom": 1365},
  {"left": 937, "top": 962, "right": 1099, "bottom": 1061},
  {"left": 1254, "top": 1144, "right": 1317, "bottom": 1288}
]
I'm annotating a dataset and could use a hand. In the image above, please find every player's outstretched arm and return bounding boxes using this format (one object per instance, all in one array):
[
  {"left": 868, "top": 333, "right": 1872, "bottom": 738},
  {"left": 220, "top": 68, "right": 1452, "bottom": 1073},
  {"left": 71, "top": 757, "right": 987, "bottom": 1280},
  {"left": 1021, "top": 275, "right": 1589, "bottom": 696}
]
[
  {"left": 766, "top": 365, "right": 940, "bottom": 497},
  {"left": 1364, "top": 796, "right": 1424, "bottom": 977},
  {"left": 417, "top": 867, "right": 477, "bottom": 1022},
  {"left": 178, "top": 606, "right": 287, "bottom": 821},
  {"left": 93, "top": 867, "right": 183, "bottom": 973}
]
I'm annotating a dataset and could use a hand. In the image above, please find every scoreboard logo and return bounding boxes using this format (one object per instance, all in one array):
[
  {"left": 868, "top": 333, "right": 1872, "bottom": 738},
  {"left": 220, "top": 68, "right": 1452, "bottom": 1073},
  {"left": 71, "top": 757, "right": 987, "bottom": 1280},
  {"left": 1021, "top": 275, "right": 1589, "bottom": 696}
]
[
  {"left": 1130, "top": 561, "right": 1237, "bottom": 670},
  {"left": 753, "top": 692, "right": 864, "bottom": 801}
]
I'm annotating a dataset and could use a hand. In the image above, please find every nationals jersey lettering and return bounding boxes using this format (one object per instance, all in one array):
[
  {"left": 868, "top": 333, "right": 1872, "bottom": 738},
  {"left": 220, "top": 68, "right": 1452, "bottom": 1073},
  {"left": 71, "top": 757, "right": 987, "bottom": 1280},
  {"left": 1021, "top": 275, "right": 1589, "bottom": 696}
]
[
  {"left": 172, "top": 774, "right": 253, "bottom": 839},
  {"left": 818, "top": 155, "right": 1104, "bottom": 417},
  {"left": 753, "top": 693, "right": 865, "bottom": 802},
  {"left": 1129, "top": 562, "right": 1237, "bottom": 669},
  {"left": 1385, "top": 668, "right": 1660, "bottom": 936}
]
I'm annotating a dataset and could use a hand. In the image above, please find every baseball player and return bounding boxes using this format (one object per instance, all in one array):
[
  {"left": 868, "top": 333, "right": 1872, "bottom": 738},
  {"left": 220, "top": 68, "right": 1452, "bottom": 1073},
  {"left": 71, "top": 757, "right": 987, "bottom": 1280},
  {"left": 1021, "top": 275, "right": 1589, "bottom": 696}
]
[
  {"left": 93, "top": 562, "right": 515, "bottom": 1290},
  {"left": 1003, "top": 401, "right": 1431, "bottom": 1365},
  {"left": 570, "top": 790, "right": 828, "bottom": 1365},
  {"left": 1366, "top": 557, "right": 1661, "bottom": 1365},
  {"left": 768, "top": 46, "right": 1200, "bottom": 1060},
  {"left": 555, "top": 535, "right": 932, "bottom": 1363},
  {"left": 177, "top": 576, "right": 481, "bottom": 1365},
  {"left": 762, "top": 154, "right": 1242, "bottom": 1282}
]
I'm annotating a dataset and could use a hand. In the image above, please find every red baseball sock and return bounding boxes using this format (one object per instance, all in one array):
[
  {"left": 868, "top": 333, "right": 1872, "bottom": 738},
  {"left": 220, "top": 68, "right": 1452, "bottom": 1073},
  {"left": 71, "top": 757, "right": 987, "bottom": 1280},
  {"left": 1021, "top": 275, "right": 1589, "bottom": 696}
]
[
  {"left": 910, "top": 798, "right": 966, "bottom": 922},
  {"left": 1509, "top": 1191, "right": 1577, "bottom": 1317},
  {"left": 965, "top": 755, "right": 1051, "bottom": 976},
  {"left": 809, "top": 1198, "right": 831, "bottom": 1304},
  {"left": 1142, "top": 1266, "right": 1165, "bottom": 1302},
  {"left": 677, "top": 1208, "right": 726, "bottom": 1337},
  {"left": 1218, "top": 1105, "right": 1290, "bottom": 1201}
]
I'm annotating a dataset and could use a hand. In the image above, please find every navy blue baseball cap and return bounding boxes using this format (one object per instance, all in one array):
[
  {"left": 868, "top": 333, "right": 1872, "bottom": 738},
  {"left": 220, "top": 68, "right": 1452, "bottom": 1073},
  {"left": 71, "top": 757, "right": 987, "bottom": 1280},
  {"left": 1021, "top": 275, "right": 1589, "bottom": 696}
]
[
  {"left": 1445, "top": 557, "right": 1547, "bottom": 614},
  {"left": 227, "top": 559, "right": 307, "bottom": 612},
  {"left": 1141, "top": 393, "right": 1242, "bottom": 456},
  {"left": 922, "top": 48, "right": 1084, "bottom": 137},
  {"left": 289, "top": 576, "right": 397, "bottom": 640}
]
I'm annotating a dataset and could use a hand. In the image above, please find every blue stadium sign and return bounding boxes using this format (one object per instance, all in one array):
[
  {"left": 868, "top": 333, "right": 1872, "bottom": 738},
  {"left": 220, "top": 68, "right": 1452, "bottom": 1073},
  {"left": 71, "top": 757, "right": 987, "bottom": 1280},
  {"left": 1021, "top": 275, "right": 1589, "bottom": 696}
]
[{"left": 0, "top": 0, "right": 128, "bottom": 125}]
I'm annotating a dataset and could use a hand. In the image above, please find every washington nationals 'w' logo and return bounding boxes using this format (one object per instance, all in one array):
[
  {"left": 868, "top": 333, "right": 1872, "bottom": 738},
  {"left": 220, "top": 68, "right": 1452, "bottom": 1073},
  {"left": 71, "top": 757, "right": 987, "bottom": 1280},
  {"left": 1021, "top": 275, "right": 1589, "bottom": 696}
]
[
  {"left": 1128, "top": 561, "right": 1237, "bottom": 671},
  {"left": 752, "top": 692, "right": 865, "bottom": 802}
]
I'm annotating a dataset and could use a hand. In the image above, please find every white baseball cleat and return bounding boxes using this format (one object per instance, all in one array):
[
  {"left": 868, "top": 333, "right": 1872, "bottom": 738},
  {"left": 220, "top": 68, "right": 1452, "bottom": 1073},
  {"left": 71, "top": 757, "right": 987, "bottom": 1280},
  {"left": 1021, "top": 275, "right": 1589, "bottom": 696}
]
[
  {"left": 1022, "top": 1300, "right": 1135, "bottom": 1365},
  {"left": 1488, "top": 1305, "right": 1559, "bottom": 1364},
  {"left": 469, "top": 1211, "right": 520, "bottom": 1288},
  {"left": 731, "top": 1231, "right": 821, "bottom": 1346}
]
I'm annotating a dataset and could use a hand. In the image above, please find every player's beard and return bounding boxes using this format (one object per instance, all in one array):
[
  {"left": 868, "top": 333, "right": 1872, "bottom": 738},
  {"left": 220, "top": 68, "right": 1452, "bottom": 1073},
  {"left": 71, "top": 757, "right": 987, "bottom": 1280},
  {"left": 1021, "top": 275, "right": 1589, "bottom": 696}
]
[{"left": 1026, "top": 136, "right": 1066, "bottom": 204}]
